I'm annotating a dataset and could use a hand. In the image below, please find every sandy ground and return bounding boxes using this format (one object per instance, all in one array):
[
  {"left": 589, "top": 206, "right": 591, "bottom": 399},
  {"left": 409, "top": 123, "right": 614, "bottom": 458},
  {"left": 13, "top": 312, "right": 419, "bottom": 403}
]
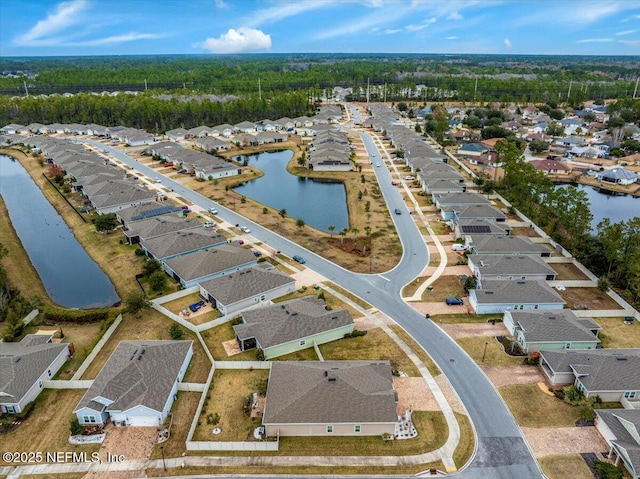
[
  {"left": 439, "top": 322, "right": 509, "bottom": 340},
  {"left": 291, "top": 268, "right": 327, "bottom": 288},
  {"left": 222, "top": 338, "right": 242, "bottom": 357},
  {"left": 410, "top": 301, "right": 471, "bottom": 315},
  {"left": 523, "top": 427, "right": 609, "bottom": 458},
  {"left": 481, "top": 365, "right": 547, "bottom": 388},
  {"left": 394, "top": 377, "right": 434, "bottom": 414},
  {"left": 434, "top": 375, "right": 468, "bottom": 415},
  {"left": 353, "top": 315, "right": 380, "bottom": 331}
]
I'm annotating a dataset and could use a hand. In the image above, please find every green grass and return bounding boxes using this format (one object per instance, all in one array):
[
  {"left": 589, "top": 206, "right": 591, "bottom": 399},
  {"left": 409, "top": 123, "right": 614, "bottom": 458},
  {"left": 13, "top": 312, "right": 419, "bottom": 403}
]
[
  {"left": 456, "top": 336, "right": 523, "bottom": 366},
  {"left": 453, "top": 413, "right": 475, "bottom": 469},
  {"left": 499, "top": 384, "right": 582, "bottom": 428},
  {"left": 539, "top": 454, "right": 594, "bottom": 479},
  {"left": 389, "top": 324, "right": 441, "bottom": 377},
  {"left": 200, "top": 321, "right": 258, "bottom": 361},
  {"left": 595, "top": 316, "right": 640, "bottom": 348}
]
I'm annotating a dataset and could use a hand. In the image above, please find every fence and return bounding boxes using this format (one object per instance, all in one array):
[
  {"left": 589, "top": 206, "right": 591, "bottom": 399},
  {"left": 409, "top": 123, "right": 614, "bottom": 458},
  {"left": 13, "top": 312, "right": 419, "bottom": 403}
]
[
  {"left": 71, "top": 314, "right": 122, "bottom": 380},
  {"left": 186, "top": 440, "right": 278, "bottom": 452},
  {"left": 43, "top": 380, "right": 93, "bottom": 389},
  {"left": 153, "top": 286, "right": 200, "bottom": 305},
  {"left": 213, "top": 361, "right": 271, "bottom": 370},
  {"left": 22, "top": 309, "right": 39, "bottom": 326},
  {"left": 573, "top": 310, "right": 632, "bottom": 318},
  {"left": 177, "top": 383, "right": 207, "bottom": 392},
  {"left": 150, "top": 303, "right": 198, "bottom": 333}
]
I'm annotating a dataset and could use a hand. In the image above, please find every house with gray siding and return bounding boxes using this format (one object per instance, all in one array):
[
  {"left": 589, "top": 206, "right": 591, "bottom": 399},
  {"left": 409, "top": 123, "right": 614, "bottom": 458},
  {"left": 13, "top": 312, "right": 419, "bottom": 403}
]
[
  {"left": 595, "top": 409, "right": 640, "bottom": 479},
  {"left": 164, "top": 244, "right": 257, "bottom": 288},
  {"left": 74, "top": 341, "right": 192, "bottom": 427},
  {"left": 0, "top": 335, "right": 70, "bottom": 414},
  {"left": 503, "top": 310, "right": 601, "bottom": 353},
  {"left": 539, "top": 349, "right": 640, "bottom": 403},
  {"left": 262, "top": 361, "right": 398, "bottom": 437},
  {"left": 468, "top": 254, "right": 557, "bottom": 287},
  {"left": 467, "top": 235, "right": 551, "bottom": 257},
  {"left": 123, "top": 216, "right": 202, "bottom": 244},
  {"left": 468, "top": 279, "right": 565, "bottom": 314},
  {"left": 233, "top": 296, "right": 354, "bottom": 359},
  {"left": 115, "top": 203, "right": 182, "bottom": 227},
  {"left": 141, "top": 229, "right": 226, "bottom": 263},
  {"left": 199, "top": 264, "right": 296, "bottom": 316}
]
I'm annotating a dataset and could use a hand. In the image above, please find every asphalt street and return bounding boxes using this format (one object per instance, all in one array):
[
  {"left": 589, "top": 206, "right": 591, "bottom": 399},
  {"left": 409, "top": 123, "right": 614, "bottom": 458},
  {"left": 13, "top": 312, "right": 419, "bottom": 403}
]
[{"left": 87, "top": 138, "right": 543, "bottom": 478}]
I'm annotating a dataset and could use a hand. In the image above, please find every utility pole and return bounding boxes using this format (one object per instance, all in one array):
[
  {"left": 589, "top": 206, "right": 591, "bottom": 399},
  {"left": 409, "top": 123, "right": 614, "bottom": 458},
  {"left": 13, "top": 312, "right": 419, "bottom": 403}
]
[
  {"left": 258, "top": 78, "right": 262, "bottom": 101},
  {"left": 633, "top": 77, "right": 639, "bottom": 100}
]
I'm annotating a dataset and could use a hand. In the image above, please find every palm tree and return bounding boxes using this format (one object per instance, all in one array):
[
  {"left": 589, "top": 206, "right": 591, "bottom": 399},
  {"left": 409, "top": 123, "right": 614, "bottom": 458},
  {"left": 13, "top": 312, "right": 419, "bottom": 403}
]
[
  {"left": 339, "top": 228, "right": 348, "bottom": 245},
  {"left": 296, "top": 218, "right": 305, "bottom": 228},
  {"left": 363, "top": 226, "right": 372, "bottom": 255},
  {"left": 278, "top": 208, "right": 287, "bottom": 218},
  {"left": 328, "top": 225, "right": 335, "bottom": 239},
  {"left": 351, "top": 228, "right": 360, "bottom": 239}
]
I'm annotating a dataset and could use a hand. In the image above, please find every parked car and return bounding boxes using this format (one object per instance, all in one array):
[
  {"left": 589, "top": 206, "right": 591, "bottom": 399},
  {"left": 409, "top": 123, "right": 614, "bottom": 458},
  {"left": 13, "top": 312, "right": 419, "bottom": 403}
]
[
  {"left": 178, "top": 169, "right": 188, "bottom": 174},
  {"left": 394, "top": 208, "right": 402, "bottom": 215},
  {"left": 391, "top": 181, "right": 397, "bottom": 186},
  {"left": 181, "top": 205, "right": 190, "bottom": 210},
  {"left": 240, "top": 226, "right": 251, "bottom": 233},
  {"left": 405, "top": 175, "right": 415, "bottom": 181},
  {"left": 451, "top": 244, "right": 468, "bottom": 251},
  {"left": 163, "top": 162, "right": 174, "bottom": 168},
  {"left": 154, "top": 178, "right": 162, "bottom": 183},
  {"left": 376, "top": 162, "right": 381, "bottom": 167},
  {"left": 253, "top": 251, "right": 263, "bottom": 257},
  {"left": 292, "top": 255, "right": 306, "bottom": 264},
  {"left": 189, "top": 300, "right": 205, "bottom": 312},
  {"left": 209, "top": 208, "right": 219, "bottom": 215},
  {"left": 445, "top": 297, "right": 464, "bottom": 306}
]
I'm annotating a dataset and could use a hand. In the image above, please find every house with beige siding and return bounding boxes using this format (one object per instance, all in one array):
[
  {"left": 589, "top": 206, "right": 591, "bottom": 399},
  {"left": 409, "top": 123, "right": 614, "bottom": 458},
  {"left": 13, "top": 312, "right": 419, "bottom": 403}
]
[{"left": 262, "top": 361, "right": 398, "bottom": 437}]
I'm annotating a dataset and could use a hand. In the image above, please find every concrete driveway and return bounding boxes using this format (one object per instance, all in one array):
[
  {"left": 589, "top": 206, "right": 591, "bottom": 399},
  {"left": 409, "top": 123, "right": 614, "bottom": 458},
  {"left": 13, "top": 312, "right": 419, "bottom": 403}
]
[
  {"left": 439, "top": 322, "right": 509, "bottom": 340},
  {"left": 523, "top": 426, "right": 608, "bottom": 458}
]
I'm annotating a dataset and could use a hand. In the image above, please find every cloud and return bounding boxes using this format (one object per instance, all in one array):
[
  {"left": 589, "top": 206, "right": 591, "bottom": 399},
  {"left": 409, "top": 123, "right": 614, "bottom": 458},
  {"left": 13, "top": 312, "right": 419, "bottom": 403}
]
[
  {"left": 197, "top": 28, "right": 271, "bottom": 53},
  {"left": 619, "top": 39, "right": 640, "bottom": 46},
  {"left": 504, "top": 38, "right": 512, "bottom": 48},
  {"left": 384, "top": 29, "right": 402, "bottom": 34},
  {"left": 80, "top": 32, "right": 165, "bottom": 46},
  {"left": 576, "top": 38, "right": 615, "bottom": 43},
  {"left": 616, "top": 29, "right": 637, "bottom": 36},
  {"left": 215, "top": 0, "right": 228, "bottom": 8},
  {"left": 244, "top": 0, "right": 335, "bottom": 28},
  {"left": 370, "top": 27, "right": 380, "bottom": 32},
  {"left": 446, "top": 36, "right": 458, "bottom": 40},
  {"left": 406, "top": 17, "right": 436, "bottom": 31},
  {"left": 14, "top": 0, "right": 88, "bottom": 46},
  {"left": 447, "top": 11, "right": 463, "bottom": 21}
]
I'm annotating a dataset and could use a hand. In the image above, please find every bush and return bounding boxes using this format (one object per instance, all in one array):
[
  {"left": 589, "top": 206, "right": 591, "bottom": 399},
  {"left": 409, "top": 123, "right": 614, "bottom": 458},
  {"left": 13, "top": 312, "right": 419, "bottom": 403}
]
[
  {"left": 579, "top": 406, "right": 596, "bottom": 421},
  {"left": 148, "top": 270, "right": 167, "bottom": 292},
  {"left": 593, "top": 461, "right": 622, "bottom": 479},
  {"left": 317, "top": 291, "right": 325, "bottom": 300},
  {"left": 230, "top": 317, "right": 243, "bottom": 326},
  {"left": 43, "top": 309, "right": 109, "bottom": 324},
  {"left": 143, "top": 259, "right": 161, "bottom": 276},
  {"left": 344, "top": 330, "right": 367, "bottom": 339},
  {"left": 169, "top": 323, "right": 184, "bottom": 340},
  {"left": 562, "top": 385, "right": 585, "bottom": 405},
  {"left": 256, "top": 349, "right": 265, "bottom": 361},
  {"left": 70, "top": 417, "right": 84, "bottom": 436},
  {"left": 124, "top": 291, "right": 148, "bottom": 314},
  {"left": 134, "top": 248, "right": 146, "bottom": 256},
  {"left": 206, "top": 413, "right": 220, "bottom": 426}
]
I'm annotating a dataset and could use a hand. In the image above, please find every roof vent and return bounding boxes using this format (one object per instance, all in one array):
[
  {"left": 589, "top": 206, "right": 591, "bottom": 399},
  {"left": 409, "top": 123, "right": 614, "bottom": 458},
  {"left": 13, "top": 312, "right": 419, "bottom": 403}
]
[
  {"left": 281, "top": 305, "right": 285, "bottom": 309},
  {"left": 324, "top": 371, "right": 328, "bottom": 377},
  {"left": 485, "top": 291, "right": 494, "bottom": 295},
  {"left": 290, "top": 312, "right": 298, "bottom": 317},
  {"left": 328, "top": 377, "right": 336, "bottom": 382},
  {"left": 331, "top": 316, "right": 338, "bottom": 320},
  {"left": 616, "top": 356, "right": 627, "bottom": 361},
  {"left": 517, "top": 281, "right": 526, "bottom": 284}
]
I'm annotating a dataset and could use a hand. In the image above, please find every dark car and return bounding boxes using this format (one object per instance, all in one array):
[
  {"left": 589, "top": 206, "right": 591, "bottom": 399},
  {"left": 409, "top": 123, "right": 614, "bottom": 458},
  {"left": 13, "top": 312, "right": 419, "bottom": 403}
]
[
  {"left": 189, "top": 300, "right": 205, "bottom": 312},
  {"left": 394, "top": 208, "right": 402, "bottom": 215},
  {"left": 292, "top": 255, "right": 306, "bottom": 264},
  {"left": 253, "top": 251, "right": 262, "bottom": 257},
  {"left": 445, "top": 297, "right": 464, "bottom": 306}
]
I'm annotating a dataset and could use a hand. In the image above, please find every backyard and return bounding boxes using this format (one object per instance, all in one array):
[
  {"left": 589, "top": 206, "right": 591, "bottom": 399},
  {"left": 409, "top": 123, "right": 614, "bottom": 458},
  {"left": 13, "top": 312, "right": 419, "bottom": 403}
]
[
  {"left": 499, "top": 384, "right": 582, "bottom": 428},
  {"left": 595, "top": 316, "right": 640, "bottom": 348},
  {"left": 557, "top": 287, "right": 623, "bottom": 310},
  {"left": 550, "top": 262, "right": 590, "bottom": 281},
  {"left": 150, "top": 392, "right": 201, "bottom": 460},
  {"left": 201, "top": 321, "right": 258, "bottom": 361}
]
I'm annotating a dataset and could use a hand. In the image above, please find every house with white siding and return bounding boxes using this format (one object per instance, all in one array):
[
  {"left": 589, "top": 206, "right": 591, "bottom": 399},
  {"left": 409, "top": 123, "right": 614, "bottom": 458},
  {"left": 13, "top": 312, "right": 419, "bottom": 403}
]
[{"left": 468, "top": 279, "right": 565, "bottom": 314}]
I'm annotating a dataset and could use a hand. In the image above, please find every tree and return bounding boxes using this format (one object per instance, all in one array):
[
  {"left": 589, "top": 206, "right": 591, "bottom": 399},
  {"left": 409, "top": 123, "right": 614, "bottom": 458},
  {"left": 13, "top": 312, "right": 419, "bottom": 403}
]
[
  {"left": 528, "top": 139, "right": 549, "bottom": 154},
  {"left": 2, "top": 308, "right": 23, "bottom": 342},
  {"left": 608, "top": 116, "right": 626, "bottom": 147},
  {"left": 549, "top": 109, "right": 564, "bottom": 121},
  {"left": 262, "top": 207, "right": 268, "bottom": 214},
  {"left": 143, "top": 259, "right": 161, "bottom": 276},
  {"left": 464, "top": 115, "right": 481, "bottom": 128},
  {"left": 148, "top": 270, "right": 167, "bottom": 292},
  {"left": 70, "top": 418, "right": 84, "bottom": 436},
  {"left": 328, "top": 225, "right": 335, "bottom": 239},
  {"left": 297, "top": 156, "right": 306, "bottom": 167},
  {"left": 124, "top": 291, "right": 149, "bottom": 314},
  {"left": 94, "top": 213, "right": 118, "bottom": 233},
  {"left": 169, "top": 323, "right": 184, "bottom": 340},
  {"left": 351, "top": 228, "right": 359, "bottom": 239},
  {"left": 339, "top": 228, "right": 348, "bottom": 245},
  {"left": 414, "top": 123, "right": 422, "bottom": 133},
  {"left": 278, "top": 208, "right": 287, "bottom": 218},
  {"left": 546, "top": 122, "right": 564, "bottom": 137},
  {"left": 296, "top": 218, "right": 305, "bottom": 228}
]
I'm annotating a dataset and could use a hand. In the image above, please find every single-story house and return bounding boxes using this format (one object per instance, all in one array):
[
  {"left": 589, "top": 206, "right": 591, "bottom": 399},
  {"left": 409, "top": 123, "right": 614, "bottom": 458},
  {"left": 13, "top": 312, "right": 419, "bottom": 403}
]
[
  {"left": 163, "top": 244, "right": 257, "bottom": 288},
  {"left": 0, "top": 124, "right": 25, "bottom": 135},
  {"left": 115, "top": 203, "right": 182, "bottom": 228},
  {"left": 89, "top": 185, "right": 158, "bottom": 215},
  {"left": 0, "top": 334, "right": 70, "bottom": 414},
  {"left": 468, "top": 279, "right": 566, "bottom": 314},
  {"left": 233, "top": 296, "right": 354, "bottom": 360},
  {"left": 596, "top": 168, "right": 639, "bottom": 186},
  {"left": 539, "top": 349, "right": 640, "bottom": 403},
  {"left": 262, "top": 361, "right": 398, "bottom": 437},
  {"left": 458, "top": 143, "right": 489, "bottom": 157},
  {"left": 123, "top": 216, "right": 202, "bottom": 244},
  {"left": 467, "top": 235, "right": 551, "bottom": 257},
  {"left": 503, "top": 310, "right": 600, "bottom": 353},
  {"left": 434, "top": 192, "right": 491, "bottom": 211},
  {"left": 199, "top": 264, "right": 296, "bottom": 316},
  {"left": 468, "top": 254, "right": 557, "bottom": 287},
  {"left": 530, "top": 159, "right": 571, "bottom": 174},
  {"left": 453, "top": 219, "right": 511, "bottom": 238},
  {"left": 449, "top": 204, "right": 507, "bottom": 222},
  {"left": 166, "top": 128, "right": 188, "bottom": 142},
  {"left": 596, "top": 409, "right": 640, "bottom": 479},
  {"left": 141, "top": 229, "right": 227, "bottom": 263},
  {"left": 74, "top": 340, "right": 192, "bottom": 427},
  {"left": 423, "top": 179, "right": 467, "bottom": 195}
]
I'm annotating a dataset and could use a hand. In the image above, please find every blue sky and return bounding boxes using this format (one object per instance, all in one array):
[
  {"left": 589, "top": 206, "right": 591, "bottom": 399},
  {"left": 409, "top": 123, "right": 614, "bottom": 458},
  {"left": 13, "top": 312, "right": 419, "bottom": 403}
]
[{"left": 1, "top": 0, "right": 639, "bottom": 57}]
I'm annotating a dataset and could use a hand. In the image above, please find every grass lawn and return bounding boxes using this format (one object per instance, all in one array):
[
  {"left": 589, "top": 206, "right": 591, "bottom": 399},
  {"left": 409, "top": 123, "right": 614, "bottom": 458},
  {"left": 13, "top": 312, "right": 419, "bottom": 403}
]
[
  {"left": 557, "top": 287, "right": 623, "bottom": 310},
  {"left": 499, "top": 384, "right": 582, "bottom": 428},
  {"left": 453, "top": 413, "right": 475, "bottom": 469},
  {"left": 81, "top": 309, "right": 210, "bottom": 383},
  {"left": 389, "top": 324, "right": 441, "bottom": 377},
  {"left": 274, "top": 347, "right": 319, "bottom": 361},
  {"left": 550, "top": 262, "right": 590, "bottom": 281},
  {"left": 324, "top": 281, "right": 372, "bottom": 310},
  {"left": 0, "top": 390, "right": 100, "bottom": 465},
  {"left": 456, "top": 336, "right": 523, "bottom": 367},
  {"left": 595, "top": 316, "right": 640, "bottom": 348},
  {"left": 402, "top": 276, "right": 428, "bottom": 297},
  {"left": 150, "top": 392, "right": 200, "bottom": 460},
  {"left": 420, "top": 275, "right": 466, "bottom": 302},
  {"left": 430, "top": 313, "right": 500, "bottom": 324},
  {"left": 319, "top": 328, "right": 421, "bottom": 377},
  {"left": 194, "top": 369, "right": 269, "bottom": 442},
  {"left": 510, "top": 226, "right": 540, "bottom": 237},
  {"left": 429, "top": 221, "right": 451, "bottom": 235},
  {"left": 539, "top": 454, "right": 594, "bottom": 479},
  {"left": 200, "top": 321, "right": 258, "bottom": 361}
]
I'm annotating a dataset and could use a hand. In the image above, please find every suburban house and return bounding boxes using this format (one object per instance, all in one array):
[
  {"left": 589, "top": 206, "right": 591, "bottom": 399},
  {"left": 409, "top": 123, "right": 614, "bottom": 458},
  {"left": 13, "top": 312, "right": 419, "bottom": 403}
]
[
  {"left": 503, "top": 310, "right": 601, "bottom": 353},
  {"left": 0, "top": 334, "right": 70, "bottom": 414},
  {"left": 74, "top": 340, "right": 192, "bottom": 427},
  {"left": 115, "top": 203, "right": 182, "bottom": 228},
  {"left": 232, "top": 296, "right": 354, "bottom": 359},
  {"left": 163, "top": 244, "right": 257, "bottom": 288},
  {"left": 123, "top": 216, "right": 202, "bottom": 244},
  {"left": 141, "top": 229, "right": 227, "bottom": 263},
  {"left": 458, "top": 143, "right": 489, "bottom": 157},
  {"left": 468, "top": 279, "right": 566, "bottom": 314},
  {"left": 595, "top": 409, "right": 640, "bottom": 479},
  {"left": 165, "top": 128, "right": 187, "bottom": 142},
  {"left": 88, "top": 184, "right": 158, "bottom": 215},
  {"left": 468, "top": 254, "right": 557, "bottom": 287},
  {"left": 433, "top": 192, "right": 491, "bottom": 211},
  {"left": 467, "top": 235, "right": 552, "bottom": 257},
  {"left": 198, "top": 264, "right": 296, "bottom": 316},
  {"left": 262, "top": 361, "right": 398, "bottom": 437},
  {"left": 453, "top": 219, "right": 511, "bottom": 238},
  {"left": 530, "top": 159, "right": 571, "bottom": 175},
  {"left": 450, "top": 204, "right": 507, "bottom": 222},
  {"left": 538, "top": 349, "right": 640, "bottom": 403},
  {"left": 0, "top": 124, "right": 25, "bottom": 135},
  {"left": 596, "top": 168, "right": 639, "bottom": 186},
  {"left": 423, "top": 178, "right": 467, "bottom": 195}
]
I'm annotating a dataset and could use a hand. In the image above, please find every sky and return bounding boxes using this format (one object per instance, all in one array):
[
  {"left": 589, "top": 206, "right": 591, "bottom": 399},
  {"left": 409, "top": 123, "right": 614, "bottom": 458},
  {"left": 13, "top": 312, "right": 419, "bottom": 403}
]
[{"left": 0, "top": 0, "right": 639, "bottom": 57}]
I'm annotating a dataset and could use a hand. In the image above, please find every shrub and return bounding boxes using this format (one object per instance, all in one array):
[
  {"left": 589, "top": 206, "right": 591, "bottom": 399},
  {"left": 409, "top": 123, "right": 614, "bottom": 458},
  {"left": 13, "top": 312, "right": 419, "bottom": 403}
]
[
  {"left": 562, "top": 385, "right": 585, "bottom": 405},
  {"left": 256, "top": 349, "right": 265, "bottom": 361},
  {"left": 124, "top": 291, "right": 148, "bottom": 314},
  {"left": 579, "top": 406, "right": 596, "bottom": 421},
  {"left": 134, "top": 248, "right": 146, "bottom": 256},
  {"left": 169, "top": 323, "right": 184, "bottom": 340},
  {"left": 344, "top": 329, "right": 367, "bottom": 339},
  {"left": 206, "top": 413, "right": 220, "bottom": 426},
  {"left": 593, "top": 461, "right": 623, "bottom": 479},
  {"left": 317, "top": 291, "right": 325, "bottom": 300},
  {"left": 230, "top": 317, "right": 243, "bottom": 326},
  {"left": 43, "top": 309, "right": 109, "bottom": 324},
  {"left": 148, "top": 270, "right": 167, "bottom": 292},
  {"left": 70, "top": 417, "right": 84, "bottom": 436}
]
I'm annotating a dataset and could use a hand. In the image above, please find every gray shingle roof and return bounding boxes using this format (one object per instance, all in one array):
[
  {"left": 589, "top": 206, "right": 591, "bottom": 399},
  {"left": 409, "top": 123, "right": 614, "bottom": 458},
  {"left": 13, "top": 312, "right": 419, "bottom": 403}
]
[
  {"left": 469, "top": 235, "right": 551, "bottom": 255},
  {"left": 75, "top": 340, "right": 192, "bottom": 414},
  {"left": 263, "top": 361, "right": 398, "bottom": 425},
  {"left": 199, "top": 265, "right": 294, "bottom": 306},
  {"left": 473, "top": 280, "right": 565, "bottom": 305},
  {"left": 453, "top": 204, "right": 507, "bottom": 220},
  {"left": 595, "top": 409, "right": 640, "bottom": 476},
  {"left": 164, "top": 244, "right": 256, "bottom": 280},
  {"left": 456, "top": 219, "right": 511, "bottom": 235},
  {"left": 142, "top": 229, "right": 226, "bottom": 260},
  {"left": 234, "top": 296, "right": 353, "bottom": 349},
  {"left": 124, "top": 217, "right": 202, "bottom": 241},
  {"left": 435, "top": 192, "right": 491, "bottom": 207},
  {"left": 116, "top": 203, "right": 182, "bottom": 224},
  {"left": 470, "top": 254, "right": 556, "bottom": 277},
  {"left": 0, "top": 335, "right": 67, "bottom": 404},
  {"left": 510, "top": 310, "right": 600, "bottom": 343}
]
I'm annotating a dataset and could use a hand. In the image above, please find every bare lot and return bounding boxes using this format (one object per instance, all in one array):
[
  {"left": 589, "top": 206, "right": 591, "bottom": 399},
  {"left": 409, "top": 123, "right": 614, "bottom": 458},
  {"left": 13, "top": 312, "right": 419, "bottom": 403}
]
[
  {"left": 596, "top": 316, "right": 640, "bottom": 348},
  {"left": 557, "top": 287, "right": 622, "bottom": 310},
  {"left": 539, "top": 454, "right": 595, "bottom": 479},
  {"left": 550, "top": 262, "right": 590, "bottom": 281}
]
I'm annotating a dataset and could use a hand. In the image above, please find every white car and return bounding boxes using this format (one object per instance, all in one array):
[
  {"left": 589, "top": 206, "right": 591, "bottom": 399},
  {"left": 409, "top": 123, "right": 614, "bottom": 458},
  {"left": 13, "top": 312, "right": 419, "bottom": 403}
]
[
  {"left": 451, "top": 244, "right": 468, "bottom": 251},
  {"left": 209, "top": 208, "right": 219, "bottom": 215},
  {"left": 154, "top": 178, "right": 162, "bottom": 183},
  {"left": 405, "top": 175, "right": 416, "bottom": 181},
  {"left": 376, "top": 162, "right": 381, "bottom": 167},
  {"left": 240, "top": 226, "right": 251, "bottom": 233}
]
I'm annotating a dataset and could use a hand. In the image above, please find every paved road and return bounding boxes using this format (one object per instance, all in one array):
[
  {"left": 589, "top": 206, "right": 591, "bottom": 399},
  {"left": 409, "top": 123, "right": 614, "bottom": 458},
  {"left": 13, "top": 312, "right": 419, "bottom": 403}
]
[{"left": 86, "top": 138, "right": 543, "bottom": 478}]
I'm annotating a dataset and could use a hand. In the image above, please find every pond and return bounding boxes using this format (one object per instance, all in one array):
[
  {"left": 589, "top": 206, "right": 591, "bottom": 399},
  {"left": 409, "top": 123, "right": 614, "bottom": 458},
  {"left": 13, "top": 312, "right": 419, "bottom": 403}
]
[
  {"left": 233, "top": 150, "right": 349, "bottom": 232},
  {"left": 557, "top": 184, "right": 640, "bottom": 232},
  {"left": 0, "top": 155, "right": 120, "bottom": 308}
]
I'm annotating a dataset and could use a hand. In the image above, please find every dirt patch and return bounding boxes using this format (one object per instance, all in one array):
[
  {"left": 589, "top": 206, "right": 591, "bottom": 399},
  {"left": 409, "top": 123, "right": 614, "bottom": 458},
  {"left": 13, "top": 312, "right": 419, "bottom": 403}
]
[
  {"left": 440, "top": 322, "right": 509, "bottom": 340},
  {"left": 410, "top": 301, "right": 470, "bottom": 316},
  {"left": 551, "top": 262, "right": 590, "bottom": 281},
  {"left": 222, "top": 338, "right": 242, "bottom": 356},
  {"left": 482, "top": 365, "right": 546, "bottom": 388},
  {"left": 353, "top": 315, "right": 380, "bottom": 331},
  {"left": 394, "top": 377, "right": 434, "bottom": 413},
  {"left": 522, "top": 427, "right": 608, "bottom": 458},
  {"left": 557, "top": 287, "right": 623, "bottom": 310}
]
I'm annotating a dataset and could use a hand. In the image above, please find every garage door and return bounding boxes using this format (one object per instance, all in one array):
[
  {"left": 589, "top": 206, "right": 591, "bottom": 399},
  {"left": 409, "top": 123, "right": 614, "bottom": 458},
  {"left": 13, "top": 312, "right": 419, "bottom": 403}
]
[{"left": 127, "top": 415, "right": 160, "bottom": 427}]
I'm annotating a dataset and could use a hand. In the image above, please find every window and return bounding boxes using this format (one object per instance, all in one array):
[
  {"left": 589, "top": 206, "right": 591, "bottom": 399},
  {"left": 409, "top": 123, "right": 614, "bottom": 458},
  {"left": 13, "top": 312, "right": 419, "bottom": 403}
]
[
  {"left": 534, "top": 305, "right": 539, "bottom": 309},
  {"left": 624, "top": 391, "right": 636, "bottom": 399},
  {"left": 299, "top": 340, "right": 306, "bottom": 346},
  {"left": 521, "top": 276, "right": 526, "bottom": 280},
  {"left": 564, "top": 342, "right": 571, "bottom": 349},
  {"left": 5, "top": 405, "right": 15, "bottom": 414},
  {"left": 354, "top": 425, "right": 361, "bottom": 433},
  {"left": 508, "top": 276, "right": 513, "bottom": 280},
  {"left": 38, "top": 380, "right": 43, "bottom": 389},
  {"left": 83, "top": 415, "right": 96, "bottom": 423},
  {"left": 326, "top": 425, "right": 333, "bottom": 433},
  {"left": 260, "top": 294, "right": 266, "bottom": 301}
]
